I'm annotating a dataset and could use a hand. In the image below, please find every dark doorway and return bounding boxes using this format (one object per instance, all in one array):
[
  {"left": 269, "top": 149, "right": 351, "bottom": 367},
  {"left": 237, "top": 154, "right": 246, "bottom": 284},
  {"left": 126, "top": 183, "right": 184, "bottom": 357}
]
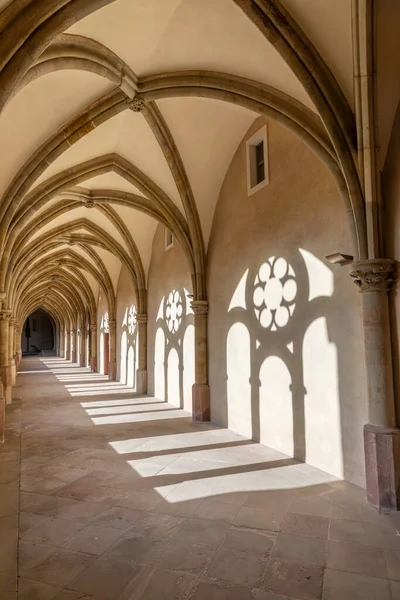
[{"left": 22, "top": 309, "right": 54, "bottom": 355}]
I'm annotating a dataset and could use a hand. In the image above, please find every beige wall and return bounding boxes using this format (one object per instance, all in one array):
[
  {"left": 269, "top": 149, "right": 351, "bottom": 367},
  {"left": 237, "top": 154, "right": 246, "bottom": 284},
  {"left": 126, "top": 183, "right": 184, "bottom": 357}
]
[
  {"left": 115, "top": 264, "right": 138, "bottom": 387},
  {"left": 147, "top": 224, "right": 194, "bottom": 411},
  {"left": 383, "top": 100, "right": 400, "bottom": 422},
  {"left": 207, "top": 117, "right": 367, "bottom": 487}
]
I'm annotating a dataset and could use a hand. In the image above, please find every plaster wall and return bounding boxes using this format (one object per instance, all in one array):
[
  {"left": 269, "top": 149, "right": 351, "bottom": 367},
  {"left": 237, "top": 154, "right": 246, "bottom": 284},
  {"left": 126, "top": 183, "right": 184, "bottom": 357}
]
[
  {"left": 147, "top": 224, "right": 194, "bottom": 412},
  {"left": 22, "top": 310, "right": 54, "bottom": 353},
  {"left": 207, "top": 117, "right": 367, "bottom": 487},
  {"left": 115, "top": 264, "right": 138, "bottom": 387},
  {"left": 383, "top": 101, "right": 400, "bottom": 422}
]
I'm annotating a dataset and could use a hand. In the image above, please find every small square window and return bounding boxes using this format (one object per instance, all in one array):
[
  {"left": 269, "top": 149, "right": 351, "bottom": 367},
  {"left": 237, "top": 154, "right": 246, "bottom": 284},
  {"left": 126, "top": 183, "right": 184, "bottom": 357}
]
[
  {"left": 165, "top": 228, "right": 174, "bottom": 250},
  {"left": 246, "top": 125, "right": 269, "bottom": 196}
]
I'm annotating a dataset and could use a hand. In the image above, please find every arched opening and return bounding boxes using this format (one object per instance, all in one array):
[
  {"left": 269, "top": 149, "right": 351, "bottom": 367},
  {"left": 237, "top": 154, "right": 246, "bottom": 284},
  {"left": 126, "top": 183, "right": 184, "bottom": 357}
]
[{"left": 22, "top": 309, "right": 54, "bottom": 355}]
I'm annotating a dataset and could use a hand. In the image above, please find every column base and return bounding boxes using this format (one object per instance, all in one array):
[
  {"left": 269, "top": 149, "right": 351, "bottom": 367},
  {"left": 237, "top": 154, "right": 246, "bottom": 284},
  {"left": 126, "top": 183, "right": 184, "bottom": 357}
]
[
  {"left": 108, "top": 361, "right": 117, "bottom": 381},
  {"left": 0, "top": 366, "right": 12, "bottom": 405},
  {"left": 136, "top": 369, "right": 147, "bottom": 394},
  {"left": 364, "top": 424, "right": 400, "bottom": 511},
  {"left": 65, "top": 350, "right": 71, "bottom": 361},
  {"left": 79, "top": 353, "right": 85, "bottom": 367},
  {"left": 71, "top": 350, "right": 77, "bottom": 363},
  {"left": 192, "top": 384, "right": 210, "bottom": 422},
  {"left": 90, "top": 357, "right": 97, "bottom": 373}
]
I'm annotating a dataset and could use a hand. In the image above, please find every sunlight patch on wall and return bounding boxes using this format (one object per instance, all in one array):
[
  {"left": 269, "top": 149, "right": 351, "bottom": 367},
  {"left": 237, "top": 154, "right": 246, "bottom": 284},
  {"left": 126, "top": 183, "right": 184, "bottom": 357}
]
[
  {"left": 228, "top": 269, "right": 248, "bottom": 312},
  {"left": 303, "top": 317, "right": 343, "bottom": 478},
  {"left": 299, "top": 248, "right": 334, "bottom": 300},
  {"left": 227, "top": 322, "right": 252, "bottom": 439},
  {"left": 259, "top": 356, "right": 294, "bottom": 456}
]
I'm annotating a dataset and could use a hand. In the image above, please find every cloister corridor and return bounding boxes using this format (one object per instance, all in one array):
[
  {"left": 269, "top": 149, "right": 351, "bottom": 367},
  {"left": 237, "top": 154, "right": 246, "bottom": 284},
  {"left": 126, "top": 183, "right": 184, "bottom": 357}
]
[{"left": 0, "top": 357, "right": 398, "bottom": 600}]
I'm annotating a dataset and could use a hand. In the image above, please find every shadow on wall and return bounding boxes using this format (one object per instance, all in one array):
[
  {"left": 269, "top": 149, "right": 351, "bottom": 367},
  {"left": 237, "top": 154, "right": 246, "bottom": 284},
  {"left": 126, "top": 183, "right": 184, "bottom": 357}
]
[
  {"left": 120, "top": 304, "right": 138, "bottom": 388},
  {"left": 220, "top": 249, "right": 346, "bottom": 480},
  {"left": 154, "top": 288, "right": 194, "bottom": 412}
]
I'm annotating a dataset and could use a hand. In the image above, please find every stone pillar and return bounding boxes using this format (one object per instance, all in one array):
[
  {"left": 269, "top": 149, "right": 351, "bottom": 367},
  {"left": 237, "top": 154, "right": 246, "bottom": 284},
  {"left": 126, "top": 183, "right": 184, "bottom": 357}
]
[
  {"left": 108, "top": 320, "right": 117, "bottom": 380},
  {"left": 79, "top": 329, "right": 86, "bottom": 367},
  {"left": 136, "top": 313, "right": 148, "bottom": 394},
  {"left": 0, "top": 377, "right": 4, "bottom": 443},
  {"left": 65, "top": 329, "right": 71, "bottom": 361},
  {"left": 191, "top": 300, "right": 210, "bottom": 421},
  {"left": 9, "top": 318, "right": 16, "bottom": 385},
  {"left": 15, "top": 324, "right": 21, "bottom": 366},
  {"left": 0, "top": 311, "right": 12, "bottom": 405},
  {"left": 71, "top": 329, "right": 77, "bottom": 363},
  {"left": 59, "top": 327, "right": 65, "bottom": 358},
  {"left": 351, "top": 259, "right": 400, "bottom": 510},
  {"left": 90, "top": 325, "right": 97, "bottom": 372}
]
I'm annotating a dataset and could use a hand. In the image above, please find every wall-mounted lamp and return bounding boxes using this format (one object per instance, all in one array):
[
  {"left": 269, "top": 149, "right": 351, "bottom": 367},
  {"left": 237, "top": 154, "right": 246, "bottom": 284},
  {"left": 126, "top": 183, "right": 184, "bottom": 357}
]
[{"left": 325, "top": 253, "right": 353, "bottom": 266}]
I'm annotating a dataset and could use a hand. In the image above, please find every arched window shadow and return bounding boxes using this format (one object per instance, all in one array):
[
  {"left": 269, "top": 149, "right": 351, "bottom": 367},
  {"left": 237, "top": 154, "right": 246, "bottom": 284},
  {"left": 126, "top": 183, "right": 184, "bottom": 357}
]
[
  {"left": 224, "top": 249, "right": 343, "bottom": 478},
  {"left": 119, "top": 304, "right": 138, "bottom": 389},
  {"left": 154, "top": 288, "right": 194, "bottom": 409}
]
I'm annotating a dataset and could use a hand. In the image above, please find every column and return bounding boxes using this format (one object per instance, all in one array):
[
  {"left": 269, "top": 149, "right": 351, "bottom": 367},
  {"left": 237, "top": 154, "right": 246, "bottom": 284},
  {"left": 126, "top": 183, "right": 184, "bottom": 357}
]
[
  {"left": 0, "top": 311, "right": 12, "bottom": 406},
  {"left": 79, "top": 329, "right": 86, "bottom": 367},
  {"left": 15, "top": 323, "right": 21, "bottom": 366},
  {"left": 191, "top": 300, "right": 210, "bottom": 421},
  {"left": 59, "top": 326, "right": 65, "bottom": 358},
  {"left": 9, "top": 318, "right": 16, "bottom": 385},
  {"left": 65, "top": 329, "right": 71, "bottom": 361},
  {"left": 90, "top": 324, "right": 97, "bottom": 372},
  {"left": 351, "top": 259, "right": 400, "bottom": 510},
  {"left": 0, "top": 309, "right": 7, "bottom": 441},
  {"left": 71, "top": 328, "right": 77, "bottom": 363},
  {"left": 108, "top": 319, "right": 117, "bottom": 380},
  {"left": 136, "top": 313, "right": 147, "bottom": 394}
]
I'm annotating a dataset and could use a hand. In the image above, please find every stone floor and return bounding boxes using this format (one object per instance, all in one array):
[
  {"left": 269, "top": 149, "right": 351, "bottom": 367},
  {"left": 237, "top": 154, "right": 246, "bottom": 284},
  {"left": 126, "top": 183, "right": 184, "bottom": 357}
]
[{"left": 1, "top": 357, "right": 400, "bottom": 599}]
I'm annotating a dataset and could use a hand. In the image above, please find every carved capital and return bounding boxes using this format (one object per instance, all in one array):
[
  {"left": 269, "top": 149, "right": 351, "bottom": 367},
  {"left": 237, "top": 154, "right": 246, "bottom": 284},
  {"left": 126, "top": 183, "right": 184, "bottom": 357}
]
[
  {"left": 191, "top": 300, "right": 209, "bottom": 316},
  {"left": 0, "top": 310, "right": 11, "bottom": 321},
  {"left": 136, "top": 313, "right": 148, "bottom": 324},
  {"left": 108, "top": 320, "right": 116, "bottom": 329},
  {"left": 350, "top": 259, "right": 396, "bottom": 293},
  {"left": 128, "top": 97, "right": 146, "bottom": 113},
  {"left": 9, "top": 318, "right": 17, "bottom": 326},
  {"left": 66, "top": 329, "right": 71, "bottom": 335},
  {"left": 90, "top": 324, "right": 98, "bottom": 333}
]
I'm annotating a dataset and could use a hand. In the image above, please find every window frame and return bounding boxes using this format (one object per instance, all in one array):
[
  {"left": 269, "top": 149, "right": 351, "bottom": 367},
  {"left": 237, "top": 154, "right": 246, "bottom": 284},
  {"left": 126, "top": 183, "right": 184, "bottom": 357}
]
[
  {"left": 246, "top": 124, "right": 269, "bottom": 196},
  {"left": 165, "top": 228, "right": 174, "bottom": 250}
]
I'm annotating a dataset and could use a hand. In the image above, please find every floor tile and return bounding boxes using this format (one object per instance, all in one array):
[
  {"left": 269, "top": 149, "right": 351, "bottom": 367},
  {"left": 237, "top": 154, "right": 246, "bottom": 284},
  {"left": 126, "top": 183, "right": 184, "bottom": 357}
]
[
  {"left": 25, "top": 548, "right": 94, "bottom": 587},
  {"left": 385, "top": 548, "right": 400, "bottom": 581},
  {"left": 168, "top": 517, "right": 230, "bottom": 548},
  {"left": 17, "top": 577, "right": 61, "bottom": 600},
  {"left": 154, "top": 539, "right": 211, "bottom": 572},
  {"left": 260, "top": 558, "right": 324, "bottom": 600},
  {"left": 280, "top": 513, "right": 329, "bottom": 539},
  {"left": 206, "top": 547, "right": 266, "bottom": 587},
  {"left": 90, "top": 506, "right": 144, "bottom": 530},
  {"left": 234, "top": 506, "right": 285, "bottom": 532},
  {"left": 273, "top": 533, "right": 326, "bottom": 567},
  {"left": 220, "top": 526, "right": 276, "bottom": 556},
  {"left": 68, "top": 557, "right": 142, "bottom": 599},
  {"left": 105, "top": 532, "right": 166, "bottom": 564},
  {"left": 327, "top": 540, "right": 387, "bottom": 578},
  {"left": 322, "top": 568, "right": 391, "bottom": 600},
  {"left": 23, "top": 518, "right": 85, "bottom": 546},
  {"left": 189, "top": 581, "right": 254, "bottom": 600},
  {"left": 63, "top": 524, "right": 125, "bottom": 555}
]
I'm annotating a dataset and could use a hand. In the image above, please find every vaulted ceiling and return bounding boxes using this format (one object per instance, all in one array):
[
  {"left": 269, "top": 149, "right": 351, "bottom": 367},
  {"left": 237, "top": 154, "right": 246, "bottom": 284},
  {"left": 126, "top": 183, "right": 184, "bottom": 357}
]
[{"left": 0, "top": 0, "right": 398, "bottom": 328}]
